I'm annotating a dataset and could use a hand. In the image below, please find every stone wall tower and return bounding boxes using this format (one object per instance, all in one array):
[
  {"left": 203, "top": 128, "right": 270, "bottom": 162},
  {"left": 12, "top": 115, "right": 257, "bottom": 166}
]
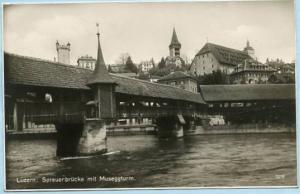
[
  {"left": 243, "top": 40, "right": 255, "bottom": 59},
  {"left": 169, "top": 28, "right": 181, "bottom": 57},
  {"left": 56, "top": 41, "right": 71, "bottom": 64}
]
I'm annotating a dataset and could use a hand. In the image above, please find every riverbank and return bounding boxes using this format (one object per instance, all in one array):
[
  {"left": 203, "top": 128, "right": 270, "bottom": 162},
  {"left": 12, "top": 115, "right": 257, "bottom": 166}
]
[
  {"left": 186, "top": 124, "right": 295, "bottom": 136},
  {"left": 6, "top": 123, "right": 295, "bottom": 139}
]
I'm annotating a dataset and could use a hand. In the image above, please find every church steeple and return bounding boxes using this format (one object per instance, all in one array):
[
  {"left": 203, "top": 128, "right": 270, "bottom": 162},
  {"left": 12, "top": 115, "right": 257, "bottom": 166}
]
[
  {"left": 169, "top": 28, "right": 181, "bottom": 57},
  {"left": 86, "top": 26, "right": 116, "bottom": 86}
]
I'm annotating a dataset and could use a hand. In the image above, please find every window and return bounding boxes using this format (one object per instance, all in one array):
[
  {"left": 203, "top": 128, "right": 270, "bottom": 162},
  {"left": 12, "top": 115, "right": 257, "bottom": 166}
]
[{"left": 45, "top": 93, "right": 53, "bottom": 103}]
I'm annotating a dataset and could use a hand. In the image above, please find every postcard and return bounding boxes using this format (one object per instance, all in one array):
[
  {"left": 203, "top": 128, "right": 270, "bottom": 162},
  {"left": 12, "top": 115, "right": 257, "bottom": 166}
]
[{"left": 3, "top": 1, "right": 297, "bottom": 191}]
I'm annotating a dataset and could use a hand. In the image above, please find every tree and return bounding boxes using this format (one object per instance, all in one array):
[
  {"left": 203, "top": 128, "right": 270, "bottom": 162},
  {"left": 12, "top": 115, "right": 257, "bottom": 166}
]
[
  {"left": 197, "top": 70, "right": 228, "bottom": 85},
  {"left": 107, "top": 65, "right": 114, "bottom": 73},
  {"left": 124, "top": 56, "right": 138, "bottom": 73},
  {"left": 181, "top": 54, "right": 191, "bottom": 66},
  {"left": 115, "top": 53, "right": 130, "bottom": 65},
  {"left": 157, "top": 57, "right": 166, "bottom": 69}
]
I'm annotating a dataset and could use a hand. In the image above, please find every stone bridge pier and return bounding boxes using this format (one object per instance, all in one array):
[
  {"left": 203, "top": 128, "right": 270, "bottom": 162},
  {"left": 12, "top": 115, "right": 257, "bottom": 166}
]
[
  {"left": 56, "top": 123, "right": 83, "bottom": 156},
  {"left": 55, "top": 120, "right": 108, "bottom": 157},
  {"left": 156, "top": 115, "right": 195, "bottom": 138}
]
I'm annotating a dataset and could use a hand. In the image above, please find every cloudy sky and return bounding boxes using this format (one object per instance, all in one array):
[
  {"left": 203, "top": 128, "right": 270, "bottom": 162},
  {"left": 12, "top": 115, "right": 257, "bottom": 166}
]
[{"left": 4, "top": 1, "right": 295, "bottom": 65}]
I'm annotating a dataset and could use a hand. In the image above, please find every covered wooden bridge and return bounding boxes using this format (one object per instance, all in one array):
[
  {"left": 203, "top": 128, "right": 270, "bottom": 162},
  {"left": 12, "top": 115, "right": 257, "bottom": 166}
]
[
  {"left": 199, "top": 84, "right": 295, "bottom": 124},
  {"left": 4, "top": 52, "right": 206, "bottom": 132}
]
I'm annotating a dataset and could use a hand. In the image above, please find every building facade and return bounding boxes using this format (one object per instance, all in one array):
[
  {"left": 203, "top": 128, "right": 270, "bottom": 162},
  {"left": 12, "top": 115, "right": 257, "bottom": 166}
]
[
  {"left": 230, "top": 59, "right": 276, "bottom": 84},
  {"left": 56, "top": 41, "right": 71, "bottom": 65},
  {"left": 139, "top": 60, "right": 155, "bottom": 72},
  {"left": 157, "top": 71, "right": 198, "bottom": 93},
  {"left": 190, "top": 42, "right": 253, "bottom": 76},
  {"left": 77, "top": 55, "right": 96, "bottom": 70}
]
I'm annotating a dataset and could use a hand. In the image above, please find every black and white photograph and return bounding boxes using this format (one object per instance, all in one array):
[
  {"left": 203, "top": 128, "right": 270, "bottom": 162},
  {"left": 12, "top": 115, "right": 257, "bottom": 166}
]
[{"left": 3, "top": 0, "right": 297, "bottom": 190}]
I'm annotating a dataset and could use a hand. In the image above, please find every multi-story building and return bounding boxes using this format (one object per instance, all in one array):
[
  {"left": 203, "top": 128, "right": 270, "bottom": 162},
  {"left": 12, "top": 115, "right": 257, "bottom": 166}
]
[
  {"left": 56, "top": 41, "right": 71, "bottom": 64},
  {"left": 157, "top": 71, "right": 198, "bottom": 93},
  {"left": 139, "top": 60, "right": 155, "bottom": 72},
  {"left": 190, "top": 41, "right": 254, "bottom": 76},
  {"left": 77, "top": 55, "right": 96, "bottom": 70},
  {"left": 230, "top": 59, "right": 276, "bottom": 84}
]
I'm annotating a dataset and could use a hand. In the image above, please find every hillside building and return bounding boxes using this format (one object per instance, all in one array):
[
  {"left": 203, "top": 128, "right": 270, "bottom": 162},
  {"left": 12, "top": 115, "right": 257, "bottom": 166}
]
[
  {"left": 157, "top": 71, "right": 198, "bottom": 93},
  {"left": 230, "top": 59, "right": 276, "bottom": 84},
  {"left": 77, "top": 55, "right": 96, "bottom": 70},
  {"left": 190, "top": 41, "right": 254, "bottom": 76}
]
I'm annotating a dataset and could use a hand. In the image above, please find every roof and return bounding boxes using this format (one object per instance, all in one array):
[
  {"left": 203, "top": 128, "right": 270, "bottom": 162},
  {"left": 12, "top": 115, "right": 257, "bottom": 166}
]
[
  {"left": 231, "top": 59, "right": 276, "bottom": 75},
  {"left": 86, "top": 35, "right": 116, "bottom": 86},
  {"left": 199, "top": 84, "right": 295, "bottom": 102},
  {"left": 114, "top": 73, "right": 137, "bottom": 77},
  {"left": 158, "top": 71, "right": 196, "bottom": 82},
  {"left": 169, "top": 28, "right": 181, "bottom": 48},
  {"left": 196, "top": 43, "right": 251, "bottom": 66},
  {"left": 4, "top": 53, "right": 205, "bottom": 104},
  {"left": 77, "top": 55, "right": 96, "bottom": 61}
]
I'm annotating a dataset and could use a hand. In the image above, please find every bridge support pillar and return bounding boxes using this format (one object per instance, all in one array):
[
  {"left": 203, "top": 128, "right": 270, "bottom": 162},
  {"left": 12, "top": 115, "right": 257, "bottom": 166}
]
[
  {"left": 56, "top": 123, "right": 83, "bottom": 157},
  {"left": 13, "top": 101, "right": 24, "bottom": 131},
  {"left": 77, "top": 119, "right": 107, "bottom": 155},
  {"left": 156, "top": 115, "right": 185, "bottom": 138}
]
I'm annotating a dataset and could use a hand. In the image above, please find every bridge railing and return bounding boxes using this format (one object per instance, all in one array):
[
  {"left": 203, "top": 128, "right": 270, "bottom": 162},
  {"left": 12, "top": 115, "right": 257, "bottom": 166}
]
[
  {"left": 117, "top": 104, "right": 198, "bottom": 118},
  {"left": 20, "top": 101, "right": 85, "bottom": 125}
]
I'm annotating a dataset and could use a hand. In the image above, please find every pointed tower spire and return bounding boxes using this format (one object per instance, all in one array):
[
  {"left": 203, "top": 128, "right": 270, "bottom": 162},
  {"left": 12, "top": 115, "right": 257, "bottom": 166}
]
[
  {"left": 86, "top": 25, "right": 116, "bottom": 86},
  {"left": 169, "top": 27, "right": 181, "bottom": 47}
]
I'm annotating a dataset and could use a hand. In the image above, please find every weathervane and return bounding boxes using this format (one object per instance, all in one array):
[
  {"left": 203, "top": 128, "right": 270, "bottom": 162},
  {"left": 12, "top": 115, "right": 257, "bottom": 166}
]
[{"left": 96, "top": 23, "right": 100, "bottom": 38}]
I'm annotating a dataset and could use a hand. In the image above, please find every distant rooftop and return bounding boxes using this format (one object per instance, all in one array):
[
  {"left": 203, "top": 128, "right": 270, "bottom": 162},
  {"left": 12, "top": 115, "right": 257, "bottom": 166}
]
[
  {"left": 196, "top": 42, "right": 252, "bottom": 66},
  {"left": 158, "top": 71, "right": 196, "bottom": 82}
]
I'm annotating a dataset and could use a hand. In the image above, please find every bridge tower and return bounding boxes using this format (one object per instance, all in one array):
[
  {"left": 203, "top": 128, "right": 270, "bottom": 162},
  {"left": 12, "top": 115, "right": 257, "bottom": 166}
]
[{"left": 77, "top": 26, "right": 117, "bottom": 155}]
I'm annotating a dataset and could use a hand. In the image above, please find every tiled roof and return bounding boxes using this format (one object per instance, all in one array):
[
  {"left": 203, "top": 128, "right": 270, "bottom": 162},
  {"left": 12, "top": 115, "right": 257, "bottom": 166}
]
[
  {"left": 199, "top": 84, "right": 295, "bottom": 102},
  {"left": 169, "top": 28, "right": 181, "bottom": 47},
  {"left": 196, "top": 43, "right": 252, "bottom": 66},
  {"left": 4, "top": 53, "right": 205, "bottom": 104},
  {"left": 158, "top": 71, "right": 196, "bottom": 82},
  {"left": 86, "top": 36, "right": 116, "bottom": 85}
]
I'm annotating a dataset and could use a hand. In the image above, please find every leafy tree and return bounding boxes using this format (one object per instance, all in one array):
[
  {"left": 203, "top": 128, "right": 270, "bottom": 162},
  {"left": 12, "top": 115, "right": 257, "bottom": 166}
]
[
  {"left": 124, "top": 56, "right": 138, "bottom": 73},
  {"left": 197, "top": 70, "right": 228, "bottom": 85},
  {"left": 115, "top": 53, "right": 130, "bottom": 65},
  {"left": 107, "top": 65, "right": 114, "bottom": 73},
  {"left": 158, "top": 57, "right": 166, "bottom": 69}
]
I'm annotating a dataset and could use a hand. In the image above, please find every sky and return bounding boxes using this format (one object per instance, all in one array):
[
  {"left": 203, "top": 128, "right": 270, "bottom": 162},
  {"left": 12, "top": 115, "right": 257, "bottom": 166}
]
[{"left": 4, "top": 1, "right": 296, "bottom": 65}]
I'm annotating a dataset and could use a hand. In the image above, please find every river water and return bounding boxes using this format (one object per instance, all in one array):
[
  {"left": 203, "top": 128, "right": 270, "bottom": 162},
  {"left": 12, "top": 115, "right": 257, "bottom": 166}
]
[{"left": 6, "top": 133, "right": 297, "bottom": 190}]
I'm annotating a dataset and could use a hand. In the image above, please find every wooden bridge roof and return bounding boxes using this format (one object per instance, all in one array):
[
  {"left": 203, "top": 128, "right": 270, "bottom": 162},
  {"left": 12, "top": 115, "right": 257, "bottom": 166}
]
[
  {"left": 199, "top": 84, "right": 295, "bottom": 102},
  {"left": 4, "top": 53, "right": 206, "bottom": 104}
]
